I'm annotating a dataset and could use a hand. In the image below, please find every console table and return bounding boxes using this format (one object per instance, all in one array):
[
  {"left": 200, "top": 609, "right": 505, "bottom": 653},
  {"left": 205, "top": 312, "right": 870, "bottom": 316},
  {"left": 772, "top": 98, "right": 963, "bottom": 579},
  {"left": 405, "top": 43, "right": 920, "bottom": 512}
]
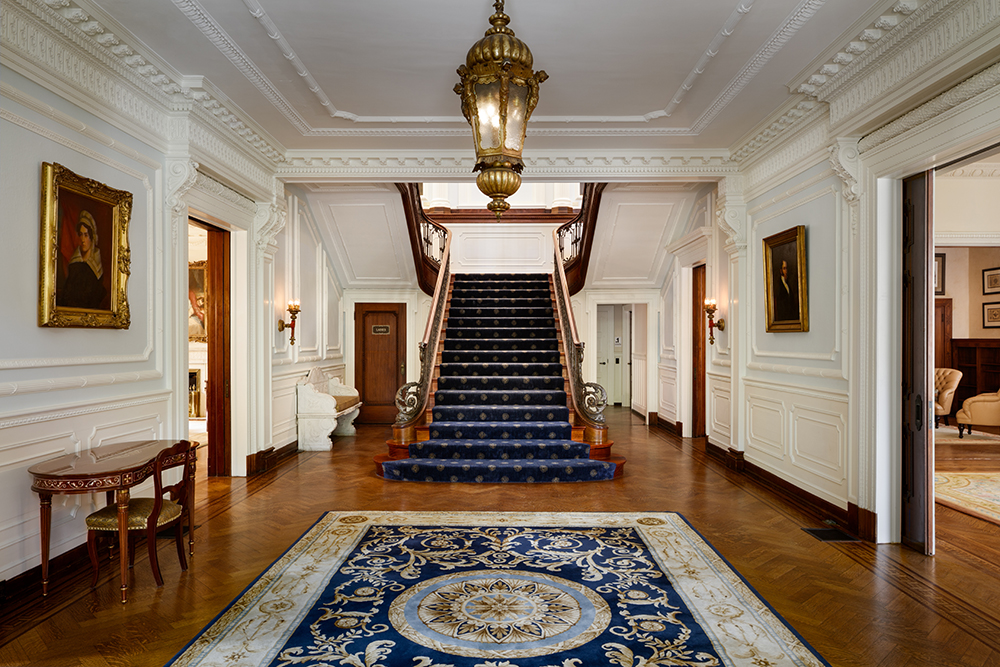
[{"left": 28, "top": 439, "right": 197, "bottom": 603}]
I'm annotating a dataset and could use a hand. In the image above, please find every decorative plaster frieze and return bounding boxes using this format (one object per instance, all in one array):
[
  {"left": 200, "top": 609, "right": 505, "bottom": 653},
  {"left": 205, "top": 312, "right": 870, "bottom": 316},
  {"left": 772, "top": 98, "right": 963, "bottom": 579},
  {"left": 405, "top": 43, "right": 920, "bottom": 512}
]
[
  {"left": 277, "top": 153, "right": 738, "bottom": 181},
  {"left": 858, "top": 60, "right": 1000, "bottom": 153},
  {"left": 730, "top": 101, "right": 818, "bottom": 165},
  {"left": 824, "top": 0, "right": 1000, "bottom": 126},
  {"left": 188, "top": 120, "right": 275, "bottom": 196},
  {"left": 743, "top": 120, "right": 830, "bottom": 194},
  {"left": 6, "top": 0, "right": 285, "bottom": 167},
  {"left": 194, "top": 172, "right": 257, "bottom": 216},
  {"left": 935, "top": 231, "right": 1000, "bottom": 244}
]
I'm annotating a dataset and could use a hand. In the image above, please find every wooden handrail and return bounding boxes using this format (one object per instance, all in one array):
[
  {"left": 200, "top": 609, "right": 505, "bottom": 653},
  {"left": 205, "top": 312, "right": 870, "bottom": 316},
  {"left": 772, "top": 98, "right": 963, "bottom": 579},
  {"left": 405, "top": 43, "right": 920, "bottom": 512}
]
[
  {"left": 393, "top": 193, "right": 452, "bottom": 430},
  {"left": 558, "top": 183, "right": 607, "bottom": 295},
  {"left": 397, "top": 183, "right": 449, "bottom": 296},
  {"left": 553, "top": 227, "right": 607, "bottom": 430}
]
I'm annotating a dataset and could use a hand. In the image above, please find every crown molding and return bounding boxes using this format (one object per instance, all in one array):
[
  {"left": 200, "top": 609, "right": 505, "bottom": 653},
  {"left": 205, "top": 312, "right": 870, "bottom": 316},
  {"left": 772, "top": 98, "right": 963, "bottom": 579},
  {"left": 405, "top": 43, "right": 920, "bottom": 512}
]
[{"left": 277, "top": 151, "right": 737, "bottom": 182}]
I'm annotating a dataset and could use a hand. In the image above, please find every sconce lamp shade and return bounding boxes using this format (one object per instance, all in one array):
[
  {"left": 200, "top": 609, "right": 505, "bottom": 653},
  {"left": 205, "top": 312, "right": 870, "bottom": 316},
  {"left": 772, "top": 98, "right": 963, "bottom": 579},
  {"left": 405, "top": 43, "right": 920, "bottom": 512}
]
[{"left": 455, "top": 0, "right": 547, "bottom": 220}]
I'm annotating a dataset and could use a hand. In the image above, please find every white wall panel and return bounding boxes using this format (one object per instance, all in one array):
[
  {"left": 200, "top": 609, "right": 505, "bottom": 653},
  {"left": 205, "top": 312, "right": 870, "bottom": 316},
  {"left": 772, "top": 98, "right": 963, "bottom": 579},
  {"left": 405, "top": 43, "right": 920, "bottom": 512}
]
[
  {"left": 658, "top": 364, "right": 677, "bottom": 422},
  {"left": 449, "top": 223, "right": 559, "bottom": 274},
  {"left": 707, "top": 373, "right": 731, "bottom": 445}
]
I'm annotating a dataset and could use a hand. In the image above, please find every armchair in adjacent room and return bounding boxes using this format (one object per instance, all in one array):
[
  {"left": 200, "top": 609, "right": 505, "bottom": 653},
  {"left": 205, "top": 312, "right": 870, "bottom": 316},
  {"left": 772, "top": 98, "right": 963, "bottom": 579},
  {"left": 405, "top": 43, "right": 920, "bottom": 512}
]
[
  {"left": 955, "top": 389, "right": 1000, "bottom": 438},
  {"left": 933, "top": 368, "right": 963, "bottom": 428}
]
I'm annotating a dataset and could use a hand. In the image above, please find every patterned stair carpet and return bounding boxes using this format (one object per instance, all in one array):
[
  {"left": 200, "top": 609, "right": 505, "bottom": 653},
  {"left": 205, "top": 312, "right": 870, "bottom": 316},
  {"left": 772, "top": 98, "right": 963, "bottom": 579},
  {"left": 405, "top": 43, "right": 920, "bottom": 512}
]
[{"left": 382, "top": 273, "right": 615, "bottom": 483}]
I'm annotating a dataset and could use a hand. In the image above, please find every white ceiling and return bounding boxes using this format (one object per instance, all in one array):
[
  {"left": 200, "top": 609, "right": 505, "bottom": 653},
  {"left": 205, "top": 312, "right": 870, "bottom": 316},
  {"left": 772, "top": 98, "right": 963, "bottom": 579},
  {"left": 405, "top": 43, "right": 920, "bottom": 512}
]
[
  {"left": 71, "top": 0, "right": 954, "bottom": 288},
  {"left": 86, "top": 0, "right": 888, "bottom": 154}
]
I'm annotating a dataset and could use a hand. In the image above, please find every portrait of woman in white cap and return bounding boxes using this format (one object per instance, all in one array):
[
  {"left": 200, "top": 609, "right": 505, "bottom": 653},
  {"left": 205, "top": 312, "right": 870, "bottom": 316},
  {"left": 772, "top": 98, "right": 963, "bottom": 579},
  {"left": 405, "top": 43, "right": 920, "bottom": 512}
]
[{"left": 58, "top": 210, "right": 107, "bottom": 309}]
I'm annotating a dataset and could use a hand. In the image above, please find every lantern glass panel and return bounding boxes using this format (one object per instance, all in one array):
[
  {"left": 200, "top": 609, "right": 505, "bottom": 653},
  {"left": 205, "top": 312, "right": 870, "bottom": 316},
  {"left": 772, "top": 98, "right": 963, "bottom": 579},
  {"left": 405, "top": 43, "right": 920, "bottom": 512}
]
[
  {"left": 474, "top": 80, "right": 502, "bottom": 151},
  {"left": 504, "top": 82, "right": 528, "bottom": 153}
]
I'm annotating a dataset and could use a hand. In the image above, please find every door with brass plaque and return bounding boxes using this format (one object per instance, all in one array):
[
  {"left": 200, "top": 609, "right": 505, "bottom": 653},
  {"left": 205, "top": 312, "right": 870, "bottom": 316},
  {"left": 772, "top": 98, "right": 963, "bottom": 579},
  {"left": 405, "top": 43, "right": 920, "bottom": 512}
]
[{"left": 355, "top": 303, "right": 407, "bottom": 423}]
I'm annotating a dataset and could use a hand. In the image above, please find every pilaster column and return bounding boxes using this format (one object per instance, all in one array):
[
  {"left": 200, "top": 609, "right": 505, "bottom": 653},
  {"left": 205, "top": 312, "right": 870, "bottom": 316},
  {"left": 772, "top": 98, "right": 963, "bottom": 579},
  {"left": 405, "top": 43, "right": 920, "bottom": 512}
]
[
  {"left": 716, "top": 176, "right": 748, "bottom": 463},
  {"left": 166, "top": 158, "right": 199, "bottom": 437}
]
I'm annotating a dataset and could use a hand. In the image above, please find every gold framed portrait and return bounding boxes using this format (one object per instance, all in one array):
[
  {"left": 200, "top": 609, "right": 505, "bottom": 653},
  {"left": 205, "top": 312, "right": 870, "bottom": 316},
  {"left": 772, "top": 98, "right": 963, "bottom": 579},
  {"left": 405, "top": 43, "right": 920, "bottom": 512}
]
[
  {"left": 763, "top": 225, "right": 808, "bottom": 333},
  {"left": 39, "top": 163, "right": 132, "bottom": 328}
]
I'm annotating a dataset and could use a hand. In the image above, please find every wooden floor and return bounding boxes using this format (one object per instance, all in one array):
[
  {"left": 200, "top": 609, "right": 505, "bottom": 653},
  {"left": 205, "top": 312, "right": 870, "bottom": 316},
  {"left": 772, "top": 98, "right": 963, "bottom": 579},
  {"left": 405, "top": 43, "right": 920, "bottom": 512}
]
[
  {"left": 935, "top": 425, "right": 1000, "bottom": 473},
  {"left": 4, "top": 408, "right": 1000, "bottom": 666}
]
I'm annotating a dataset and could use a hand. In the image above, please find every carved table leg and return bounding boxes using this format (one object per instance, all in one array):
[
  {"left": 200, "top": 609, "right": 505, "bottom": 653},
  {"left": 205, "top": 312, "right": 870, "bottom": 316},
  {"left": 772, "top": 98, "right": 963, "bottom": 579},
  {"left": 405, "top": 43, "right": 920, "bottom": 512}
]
[
  {"left": 117, "top": 488, "right": 130, "bottom": 603},
  {"left": 39, "top": 493, "right": 52, "bottom": 597}
]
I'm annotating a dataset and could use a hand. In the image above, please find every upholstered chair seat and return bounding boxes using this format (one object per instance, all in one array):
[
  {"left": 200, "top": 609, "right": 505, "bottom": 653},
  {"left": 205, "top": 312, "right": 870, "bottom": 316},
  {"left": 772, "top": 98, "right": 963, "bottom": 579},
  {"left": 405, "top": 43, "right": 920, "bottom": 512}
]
[
  {"left": 933, "top": 368, "right": 963, "bottom": 428},
  {"left": 85, "top": 497, "right": 183, "bottom": 531},
  {"left": 955, "top": 390, "right": 1000, "bottom": 438}
]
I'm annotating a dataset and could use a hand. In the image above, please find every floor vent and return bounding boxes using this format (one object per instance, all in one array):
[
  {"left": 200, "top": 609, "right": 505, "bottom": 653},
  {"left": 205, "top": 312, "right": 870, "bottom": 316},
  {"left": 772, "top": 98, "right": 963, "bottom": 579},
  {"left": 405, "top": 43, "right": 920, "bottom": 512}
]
[{"left": 802, "top": 527, "right": 859, "bottom": 542}]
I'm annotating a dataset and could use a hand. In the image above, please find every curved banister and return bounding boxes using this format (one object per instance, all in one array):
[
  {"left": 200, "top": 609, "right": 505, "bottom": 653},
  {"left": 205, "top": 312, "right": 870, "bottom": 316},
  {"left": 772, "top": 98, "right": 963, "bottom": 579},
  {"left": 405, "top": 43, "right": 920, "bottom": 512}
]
[
  {"left": 557, "top": 183, "right": 607, "bottom": 295},
  {"left": 393, "top": 193, "right": 452, "bottom": 428},
  {"left": 553, "top": 227, "right": 607, "bottom": 428}
]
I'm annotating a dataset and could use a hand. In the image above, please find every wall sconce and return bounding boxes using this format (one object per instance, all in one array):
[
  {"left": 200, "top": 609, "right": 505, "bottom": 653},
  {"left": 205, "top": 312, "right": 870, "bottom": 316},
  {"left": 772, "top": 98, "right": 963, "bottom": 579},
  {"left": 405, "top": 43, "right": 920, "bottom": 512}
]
[
  {"left": 704, "top": 298, "right": 725, "bottom": 346},
  {"left": 278, "top": 300, "right": 301, "bottom": 345}
]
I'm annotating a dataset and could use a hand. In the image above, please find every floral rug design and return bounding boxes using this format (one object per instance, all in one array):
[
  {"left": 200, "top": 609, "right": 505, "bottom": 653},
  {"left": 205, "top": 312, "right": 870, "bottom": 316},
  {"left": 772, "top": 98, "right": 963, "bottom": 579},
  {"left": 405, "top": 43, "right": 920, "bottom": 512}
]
[
  {"left": 935, "top": 473, "right": 1000, "bottom": 525},
  {"left": 167, "top": 512, "right": 828, "bottom": 667}
]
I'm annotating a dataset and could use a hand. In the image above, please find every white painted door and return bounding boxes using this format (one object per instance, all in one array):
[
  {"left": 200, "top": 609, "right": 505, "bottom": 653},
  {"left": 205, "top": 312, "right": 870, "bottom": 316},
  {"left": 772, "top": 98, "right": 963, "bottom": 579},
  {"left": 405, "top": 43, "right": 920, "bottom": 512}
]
[{"left": 596, "top": 305, "right": 613, "bottom": 395}]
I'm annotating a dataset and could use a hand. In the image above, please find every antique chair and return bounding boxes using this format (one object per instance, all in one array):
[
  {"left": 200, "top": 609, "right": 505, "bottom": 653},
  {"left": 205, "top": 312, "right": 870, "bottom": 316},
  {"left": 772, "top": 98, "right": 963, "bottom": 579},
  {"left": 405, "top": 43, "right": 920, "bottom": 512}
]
[
  {"left": 85, "top": 440, "right": 195, "bottom": 588},
  {"left": 933, "top": 368, "right": 963, "bottom": 428},
  {"left": 955, "top": 389, "right": 1000, "bottom": 438}
]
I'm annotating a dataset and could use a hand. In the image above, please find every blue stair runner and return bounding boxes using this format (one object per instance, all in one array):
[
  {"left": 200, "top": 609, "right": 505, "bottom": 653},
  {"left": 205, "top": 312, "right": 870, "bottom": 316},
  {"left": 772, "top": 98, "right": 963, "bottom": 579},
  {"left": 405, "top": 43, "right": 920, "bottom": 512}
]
[{"left": 382, "top": 273, "right": 616, "bottom": 483}]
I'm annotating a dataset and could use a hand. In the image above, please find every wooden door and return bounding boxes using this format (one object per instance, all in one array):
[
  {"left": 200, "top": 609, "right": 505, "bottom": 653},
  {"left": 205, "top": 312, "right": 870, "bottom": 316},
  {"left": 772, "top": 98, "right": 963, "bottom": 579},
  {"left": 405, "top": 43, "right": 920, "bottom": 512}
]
[
  {"left": 692, "top": 264, "right": 706, "bottom": 437},
  {"left": 355, "top": 303, "right": 407, "bottom": 423},
  {"left": 901, "top": 172, "right": 934, "bottom": 554},
  {"left": 205, "top": 225, "right": 231, "bottom": 477},
  {"left": 934, "top": 298, "right": 953, "bottom": 370}
]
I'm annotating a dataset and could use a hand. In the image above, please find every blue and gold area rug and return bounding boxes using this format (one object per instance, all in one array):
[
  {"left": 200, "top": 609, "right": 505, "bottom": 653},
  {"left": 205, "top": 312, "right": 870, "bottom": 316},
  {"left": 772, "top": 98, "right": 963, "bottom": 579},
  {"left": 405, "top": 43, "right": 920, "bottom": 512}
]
[{"left": 168, "top": 512, "right": 829, "bottom": 667}]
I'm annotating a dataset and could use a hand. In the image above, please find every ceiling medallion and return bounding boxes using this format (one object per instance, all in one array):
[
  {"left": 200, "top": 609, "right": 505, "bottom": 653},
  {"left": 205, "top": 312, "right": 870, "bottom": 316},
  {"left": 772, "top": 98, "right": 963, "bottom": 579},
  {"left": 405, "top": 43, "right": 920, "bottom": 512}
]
[{"left": 455, "top": 0, "right": 547, "bottom": 220}]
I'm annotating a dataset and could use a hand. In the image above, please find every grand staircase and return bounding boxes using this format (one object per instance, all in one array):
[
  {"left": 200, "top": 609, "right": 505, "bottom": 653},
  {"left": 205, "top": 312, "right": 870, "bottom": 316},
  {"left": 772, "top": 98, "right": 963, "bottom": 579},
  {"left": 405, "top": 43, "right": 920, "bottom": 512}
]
[{"left": 380, "top": 273, "right": 619, "bottom": 483}]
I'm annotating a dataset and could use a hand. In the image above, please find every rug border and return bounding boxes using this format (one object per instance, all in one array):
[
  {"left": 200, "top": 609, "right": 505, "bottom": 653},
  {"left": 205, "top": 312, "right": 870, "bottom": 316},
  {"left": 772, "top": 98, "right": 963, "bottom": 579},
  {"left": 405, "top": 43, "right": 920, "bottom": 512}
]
[
  {"left": 661, "top": 513, "right": 832, "bottom": 667},
  {"left": 165, "top": 511, "right": 832, "bottom": 667},
  {"left": 164, "top": 512, "right": 333, "bottom": 667}
]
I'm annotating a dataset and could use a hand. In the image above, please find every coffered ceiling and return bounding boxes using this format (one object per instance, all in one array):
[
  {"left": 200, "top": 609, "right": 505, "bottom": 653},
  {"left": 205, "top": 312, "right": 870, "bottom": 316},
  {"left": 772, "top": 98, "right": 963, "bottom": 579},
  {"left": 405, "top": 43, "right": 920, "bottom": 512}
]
[{"left": 83, "top": 0, "right": 888, "bottom": 155}]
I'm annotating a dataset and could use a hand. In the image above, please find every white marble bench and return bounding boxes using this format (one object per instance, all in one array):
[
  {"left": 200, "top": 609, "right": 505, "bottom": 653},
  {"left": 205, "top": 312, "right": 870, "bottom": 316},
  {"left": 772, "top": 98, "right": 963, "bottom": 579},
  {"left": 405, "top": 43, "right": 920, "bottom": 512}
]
[{"left": 296, "top": 368, "right": 362, "bottom": 451}]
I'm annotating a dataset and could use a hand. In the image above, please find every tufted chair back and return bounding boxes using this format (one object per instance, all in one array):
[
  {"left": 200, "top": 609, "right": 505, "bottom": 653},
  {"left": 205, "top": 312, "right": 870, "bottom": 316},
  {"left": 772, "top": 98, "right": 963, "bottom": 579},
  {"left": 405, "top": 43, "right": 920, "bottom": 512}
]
[{"left": 934, "top": 368, "right": 963, "bottom": 424}]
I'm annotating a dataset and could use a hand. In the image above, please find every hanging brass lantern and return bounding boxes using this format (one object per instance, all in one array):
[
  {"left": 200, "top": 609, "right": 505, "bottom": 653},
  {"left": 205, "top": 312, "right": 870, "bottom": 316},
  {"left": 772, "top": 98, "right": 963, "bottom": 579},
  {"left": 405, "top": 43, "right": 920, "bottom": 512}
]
[{"left": 455, "top": 0, "right": 547, "bottom": 220}]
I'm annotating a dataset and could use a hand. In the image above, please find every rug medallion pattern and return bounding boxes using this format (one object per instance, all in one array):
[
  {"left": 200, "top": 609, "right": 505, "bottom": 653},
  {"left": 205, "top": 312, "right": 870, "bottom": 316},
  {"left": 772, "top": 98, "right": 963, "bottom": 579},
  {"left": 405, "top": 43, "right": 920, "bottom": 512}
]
[{"left": 168, "top": 512, "right": 828, "bottom": 667}]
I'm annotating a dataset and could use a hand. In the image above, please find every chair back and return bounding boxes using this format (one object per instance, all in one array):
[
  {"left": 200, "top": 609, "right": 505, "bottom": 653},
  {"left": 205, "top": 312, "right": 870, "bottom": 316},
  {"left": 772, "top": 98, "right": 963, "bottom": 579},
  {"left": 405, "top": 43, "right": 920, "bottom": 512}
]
[
  {"left": 148, "top": 440, "right": 195, "bottom": 531},
  {"left": 934, "top": 368, "right": 963, "bottom": 414}
]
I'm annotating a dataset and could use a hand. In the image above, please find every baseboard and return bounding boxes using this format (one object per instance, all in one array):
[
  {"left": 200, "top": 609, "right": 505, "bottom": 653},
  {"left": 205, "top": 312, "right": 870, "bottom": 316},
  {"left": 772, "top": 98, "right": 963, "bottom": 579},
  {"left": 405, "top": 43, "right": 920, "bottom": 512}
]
[
  {"left": 246, "top": 441, "right": 298, "bottom": 476},
  {"left": 655, "top": 419, "right": 683, "bottom": 437},
  {"left": 849, "top": 503, "right": 877, "bottom": 541},
  {"left": 647, "top": 412, "right": 658, "bottom": 426},
  {"left": 743, "top": 459, "right": 852, "bottom": 533}
]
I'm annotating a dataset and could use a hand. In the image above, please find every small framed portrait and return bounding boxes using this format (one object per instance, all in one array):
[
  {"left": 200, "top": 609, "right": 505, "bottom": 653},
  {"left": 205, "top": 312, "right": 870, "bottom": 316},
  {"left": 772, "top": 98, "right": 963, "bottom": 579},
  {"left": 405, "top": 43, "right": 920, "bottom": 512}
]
[
  {"left": 763, "top": 225, "right": 808, "bottom": 333},
  {"left": 934, "top": 254, "right": 946, "bottom": 295},
  {"left": 39, "top": 163, "right": 132, "bottom": 328},
  {"left": 984, "top": 266, "right": 1000, "bottom": 295},
  {"left": 985, "top": 302, "right": 1000, "bottom": 329},
  {"left": 188, "top": 261, "right": 208, "bottom": 342}
]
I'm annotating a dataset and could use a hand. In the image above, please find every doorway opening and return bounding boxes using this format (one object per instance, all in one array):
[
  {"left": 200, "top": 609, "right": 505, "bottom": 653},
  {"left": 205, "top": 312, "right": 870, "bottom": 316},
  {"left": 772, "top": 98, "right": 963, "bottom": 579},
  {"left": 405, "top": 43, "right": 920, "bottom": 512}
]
[
  {"left": 187, "top": 219, "right": 232, "bottom": 476},
  {"left": 596, "top": 304, "right": 632, "bottom": 408}
]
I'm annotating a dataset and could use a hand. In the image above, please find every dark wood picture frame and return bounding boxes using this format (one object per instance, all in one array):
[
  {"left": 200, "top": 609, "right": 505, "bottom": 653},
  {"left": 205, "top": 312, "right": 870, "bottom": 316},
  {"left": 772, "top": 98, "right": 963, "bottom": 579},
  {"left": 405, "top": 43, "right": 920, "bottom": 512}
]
[
  {"left": 934, "top": 253, "right": 946, "bottom": 295},
  {"left": 984, "top": 301, "right": 1000, "bottom": 329},
  {"left": 39, "top": 162, "right": 132, "bottom": 328},
  {"left": 763, "top": 225, "right": 808, "bottom": 333},
  {"left": 188, "top": 260, "right": 208, "bottom": 342},
  {"left": 984, "top": 266, "right": 1000, "bottom": 295}
]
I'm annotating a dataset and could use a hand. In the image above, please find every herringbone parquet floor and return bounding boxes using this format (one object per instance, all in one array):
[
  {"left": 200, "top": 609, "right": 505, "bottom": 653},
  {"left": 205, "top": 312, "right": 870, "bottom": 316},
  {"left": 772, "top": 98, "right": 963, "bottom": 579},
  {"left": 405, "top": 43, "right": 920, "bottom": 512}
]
[{"left": 2, "top": 408, "right": 1000, "bottom": 666}]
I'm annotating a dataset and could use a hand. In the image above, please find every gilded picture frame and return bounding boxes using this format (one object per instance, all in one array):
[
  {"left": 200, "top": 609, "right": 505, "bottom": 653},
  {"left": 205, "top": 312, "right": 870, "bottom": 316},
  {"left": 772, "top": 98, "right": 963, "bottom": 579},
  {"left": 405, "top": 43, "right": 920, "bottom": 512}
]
[
  {"left": 188, "top": 260, "right": 208, "bottom": 343},
  {"left": 763, "top": 225, "right": 808, "bottom": 333},
  {"left": 39, "top": 163, "right": 132, "bottom": 328}
]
